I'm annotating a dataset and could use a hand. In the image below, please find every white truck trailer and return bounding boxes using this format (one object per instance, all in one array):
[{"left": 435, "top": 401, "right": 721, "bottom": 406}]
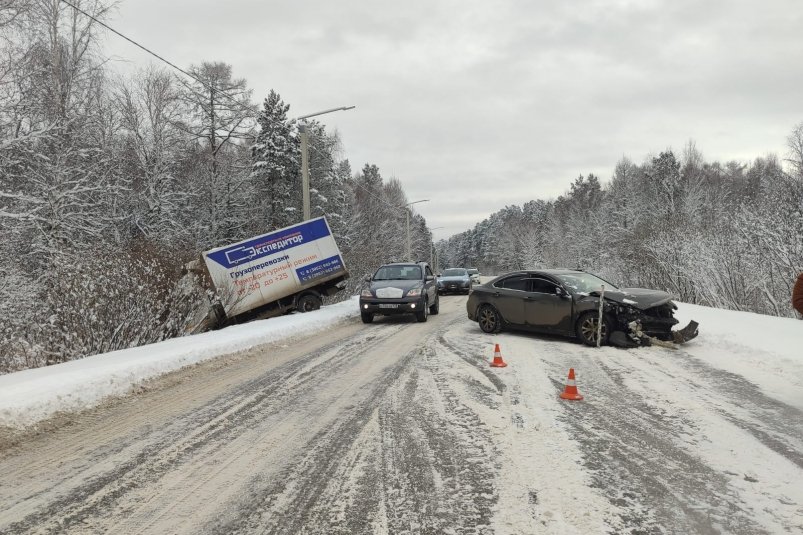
[{"left": 193, "top": 217, "right": 348, "bottom": 330}]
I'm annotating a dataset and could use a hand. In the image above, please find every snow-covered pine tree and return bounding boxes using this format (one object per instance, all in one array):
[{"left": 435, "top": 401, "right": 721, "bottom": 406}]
[{"left": 250, "top": 89, "right": 299, "bottom": 232}]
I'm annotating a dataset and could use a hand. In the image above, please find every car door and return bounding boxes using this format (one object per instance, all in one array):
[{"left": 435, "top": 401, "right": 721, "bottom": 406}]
[
  {"left": 424, "top": 265, "right": 437, "bottom": 302},
  {"left": 490, "top": 275, "right": 529, "bottom": 326},
  {"left": 523, "top": 277, "right": 574, "bottom": 333}
]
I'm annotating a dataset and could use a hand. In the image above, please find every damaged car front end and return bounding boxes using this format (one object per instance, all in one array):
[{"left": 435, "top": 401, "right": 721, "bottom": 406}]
[{"left": 581, "top": 287, "right": 699, "bottom": 348}]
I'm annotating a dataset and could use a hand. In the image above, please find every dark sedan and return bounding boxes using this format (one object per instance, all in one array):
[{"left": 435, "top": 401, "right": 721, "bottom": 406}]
[
  {"left": 466, "top": 270, "right": 698, "bottom": 347},
  {"left": 437, "top": 268, "right": 472, "bottom": 295}
]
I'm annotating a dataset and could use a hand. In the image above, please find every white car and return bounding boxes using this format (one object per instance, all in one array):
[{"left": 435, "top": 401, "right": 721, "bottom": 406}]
[{"left": 467, "top": 268, "right": 481, "bottom": 284}]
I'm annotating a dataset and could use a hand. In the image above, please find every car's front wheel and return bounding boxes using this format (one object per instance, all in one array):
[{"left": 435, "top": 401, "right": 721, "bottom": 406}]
[
  {"left": 361, "top": 312, "right": 374, "bottom": 324},
  {"left": 477, "top": 304, "right": 502, "bottom": 333},
  {"left": 429, "top": 294, "right": 440, "bottom": 315},
  {"left": 415, "top": 299, "right": 429, "bottom": 322},
  {"left": 576, "top": 311, "right": 610, "bottom": 346}
]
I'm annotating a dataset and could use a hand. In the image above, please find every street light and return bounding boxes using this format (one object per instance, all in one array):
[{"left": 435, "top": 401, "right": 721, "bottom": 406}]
[
  {"left": 405, "top": 199, "right": 429, "bottom": 261},
  {"left": 297, "top": 106, "right": 356, "bottom": 220},
  {"left": 429, "top": 227, "right": 444, "bottom": 271}
]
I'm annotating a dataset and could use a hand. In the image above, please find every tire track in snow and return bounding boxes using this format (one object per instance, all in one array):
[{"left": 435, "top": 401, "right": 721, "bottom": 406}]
[
  {"left": 547, "top": 352, "right": 772, "bottom": 535},
  {"left": 0, "top": 323, "right": 409, "bottom": 534}
]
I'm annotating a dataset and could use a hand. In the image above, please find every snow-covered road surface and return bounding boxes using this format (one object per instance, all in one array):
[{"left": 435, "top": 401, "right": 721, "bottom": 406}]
[{"left": 0, "top": 296, "right": 801, "bottom": 534}]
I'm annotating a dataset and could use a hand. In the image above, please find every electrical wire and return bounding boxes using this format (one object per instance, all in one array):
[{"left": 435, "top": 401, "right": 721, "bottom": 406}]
[{"left": 60, "top": 0, "right": 259, "bottom": 118}]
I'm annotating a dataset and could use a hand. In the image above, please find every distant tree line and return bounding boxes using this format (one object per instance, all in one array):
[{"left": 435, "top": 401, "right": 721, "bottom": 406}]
[
  {"left": 0, "top": 1, "right": 432, "bottom": 373},
  {"left": 438, "top": 134, "right": 803, "bottom": 319}
]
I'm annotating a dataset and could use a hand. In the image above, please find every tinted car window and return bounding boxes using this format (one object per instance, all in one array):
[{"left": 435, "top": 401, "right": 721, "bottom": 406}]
[
  {"left": 530, "top": 278, "right": 559, "bottom": 294},
  {"left": 373, "top": 265, "right": 422, "bottom": 280},
  {"left": 496, "top": 275, "right": 529, "bottom": 291},
  {"left": 557, "top": 272, "right": 618, "bottom": 293},
  {"left": 442, "top": 268, "right": 467, "bottom": 276}
]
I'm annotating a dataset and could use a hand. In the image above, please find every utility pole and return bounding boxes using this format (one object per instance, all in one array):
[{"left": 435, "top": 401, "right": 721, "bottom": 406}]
[
  {"left": 405, "top": 199, "right": 429, "bottom": 260},
  {"left": 295, "top": 106, "right": 355, "bottom": 220}
]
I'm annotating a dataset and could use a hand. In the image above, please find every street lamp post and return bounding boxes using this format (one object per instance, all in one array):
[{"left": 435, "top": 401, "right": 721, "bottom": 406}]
[
  {"left": 429, "top": 226, "right": 445, "bottom": 271},
  {"left": 405, "top": 199, "right": 429, "bottom": 260},
  {"left": 296, "top": 106, "right": 355, "bottom": 220}
]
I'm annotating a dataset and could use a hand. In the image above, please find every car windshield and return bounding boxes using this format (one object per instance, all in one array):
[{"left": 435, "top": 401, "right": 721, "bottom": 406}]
[
  {"left": 557, "top": 272, "right": 619, "bottom": 294},
  {"left": 373, "top": 265, "right": 421, "bottom": 280},
  {"left": 467, "top": 269, "right": 478, "bottom": 275},
  {"left": 442, "top": 269, "right": 467, "bottom": 276}
]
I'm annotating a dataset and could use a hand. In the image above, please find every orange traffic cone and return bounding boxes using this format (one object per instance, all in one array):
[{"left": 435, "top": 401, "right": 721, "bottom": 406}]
[
  {"left": 559, "top": 368, "right": 583, "bottom": 400},
  {"left": 490, "top": 343, "right": 507, "bottom": 368}
]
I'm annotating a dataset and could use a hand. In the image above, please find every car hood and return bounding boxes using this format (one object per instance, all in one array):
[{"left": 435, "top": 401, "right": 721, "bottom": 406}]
[
  {"left": 369, "top": 279, "right": 422, "bottom": 291},
  {"left": 585, "top": 288, "right": 676, "bottom": 310},
  {"left": 609, "top": 288, "right": 676, "bottom": 310},
  {"left": 439, "top": 276, "right": 469, "bottom": 282}
]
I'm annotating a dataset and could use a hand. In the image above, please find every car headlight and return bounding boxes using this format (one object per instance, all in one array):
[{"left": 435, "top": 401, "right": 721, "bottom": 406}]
[
  {"left": 360, "top": 289, "right": 373, "bottom": 297},
  {"left": 407, "top": 288, "right": 422, "bottom": 296}
]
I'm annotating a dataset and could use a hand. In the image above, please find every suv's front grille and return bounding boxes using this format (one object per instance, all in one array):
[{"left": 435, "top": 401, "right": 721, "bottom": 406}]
[{"left": 375, "top": 287, "right": 404, "bottom": 298}]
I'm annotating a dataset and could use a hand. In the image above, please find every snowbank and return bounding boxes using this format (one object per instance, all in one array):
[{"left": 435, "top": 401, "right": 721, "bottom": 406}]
[{"left": 0, "top": 297, "right": 360, "bottom": 429}]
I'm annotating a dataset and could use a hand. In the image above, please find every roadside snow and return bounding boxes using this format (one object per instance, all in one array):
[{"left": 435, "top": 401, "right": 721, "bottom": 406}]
[
  {"left": 1, "top": 298, "right": 800, "bottom": 432},
  {"left": 0, "top": 297, "right": 359, "bottom": 429},
  {"left": 674, "top": 303, "right": 803, "bottom": 410}
]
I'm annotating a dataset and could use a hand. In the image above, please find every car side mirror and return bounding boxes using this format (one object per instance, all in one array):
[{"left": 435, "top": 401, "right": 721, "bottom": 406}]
[
  {"left": 437, "top": 273, "right": 441, "bottom": 277},
  {"left": 365, "top": 275, "right": 372, "bottom": 282},
  {"left": 426, "top": 275, "right": 435, "bottom": 281},
  {"left": 556, "top": 287, "right": 569, "bottom": 298}
]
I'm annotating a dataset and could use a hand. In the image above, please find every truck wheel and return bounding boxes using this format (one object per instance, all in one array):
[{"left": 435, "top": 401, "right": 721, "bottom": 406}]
[
  {"left": 361, "top": 312, "right": 374, "bottom": 324},
  {"left": 415, "top": 299, "right": 429, "bottom": 322},
  {"left": 576, "top": 311, "right": 611, "bottom": 346},
  {"left": 429, "top": 294, "right": 440, "bottom": 315},
  {"left": 297, "top": 294, "right": 322, "bottom": 312}
]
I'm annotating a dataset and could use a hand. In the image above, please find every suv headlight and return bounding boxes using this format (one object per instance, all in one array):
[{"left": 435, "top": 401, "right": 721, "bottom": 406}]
[
  {"left": 360, "top": 289, "right": 373, "bottom": 297},
  {"left": 407, "top": 288, "right": 422, "bottom": 297}
]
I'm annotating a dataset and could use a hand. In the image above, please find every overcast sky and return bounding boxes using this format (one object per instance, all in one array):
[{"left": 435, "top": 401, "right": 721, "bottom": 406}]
[{"left": 102, "top": 0, "right": 803, "bottom": 240}]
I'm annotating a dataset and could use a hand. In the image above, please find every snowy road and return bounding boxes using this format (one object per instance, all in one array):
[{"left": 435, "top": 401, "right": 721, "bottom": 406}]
[{"left": 1, "top": 296, "right": 801, "bottom": 534}]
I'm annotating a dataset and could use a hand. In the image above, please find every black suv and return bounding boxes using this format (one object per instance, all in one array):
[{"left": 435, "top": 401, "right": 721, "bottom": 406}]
[{"left": 360, "top": 262, "right": 439, "bottom": 323}]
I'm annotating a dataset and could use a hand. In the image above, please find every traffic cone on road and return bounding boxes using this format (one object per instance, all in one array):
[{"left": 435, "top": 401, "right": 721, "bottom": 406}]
[
  {"left": 559, "top": 368, "right": 583, "bottom": 400},
  {"left": 490, "top": 343, "right": 507, "bottom": 368}
]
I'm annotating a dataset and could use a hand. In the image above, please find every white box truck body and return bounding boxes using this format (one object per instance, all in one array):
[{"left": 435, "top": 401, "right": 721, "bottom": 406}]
[{"left": 200, "top": 217, "right": 348, "bottom": 324}]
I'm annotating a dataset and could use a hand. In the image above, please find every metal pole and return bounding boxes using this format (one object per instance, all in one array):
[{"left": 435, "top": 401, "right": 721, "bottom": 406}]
[
  {"left": 406, "top": 209, "right": 410, "bottom": 260},
  {"left": 300, "top": 123, "right": 310, "bottom": 221},
  {"left": 597, "top": 285, "right": 605, "bottom": 348},
  {"left": 293, "top": 106, "right": 355, "bottom": 222}
]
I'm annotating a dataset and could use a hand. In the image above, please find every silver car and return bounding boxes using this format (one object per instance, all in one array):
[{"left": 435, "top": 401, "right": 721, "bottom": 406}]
[
  {"left": 467, "top": 268, "right": 480, "bottom": 284},
  {"left": 437, "top": 268, "right": 472, "bottom": 295}
]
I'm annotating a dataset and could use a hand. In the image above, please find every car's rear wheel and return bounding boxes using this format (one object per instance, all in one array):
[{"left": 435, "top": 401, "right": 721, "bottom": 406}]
[
  {"left": 478, "top": 304, "right": 502, "bottom": 333},
  {"left": 415, "top": 299, "right": 429, "bottom": 322},
  {"left": 429, "top": 294, "right": 440, "bottom": 315},
  {"left": 576, "top": 311, "right": 611, "bottom": 346},
  {"left": 361, "top": 312, "right": 374, "bottom": 324}
]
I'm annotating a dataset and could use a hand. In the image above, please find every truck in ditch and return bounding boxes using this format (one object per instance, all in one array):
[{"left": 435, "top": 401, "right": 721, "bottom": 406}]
[{"left": 188, "top": 217, "right": 349, "bottom": 332}]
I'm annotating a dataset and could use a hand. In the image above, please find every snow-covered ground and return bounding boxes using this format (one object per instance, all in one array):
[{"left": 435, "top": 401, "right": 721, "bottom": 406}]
[
  {"left": 1, "top": 299, "right": 800, "bottom": 430},
  {"left": 0, "top": 297, "right": 360, "bottom": 429},
  {"left": 1, "top": 296, "right": 801, "bottom": 533}
]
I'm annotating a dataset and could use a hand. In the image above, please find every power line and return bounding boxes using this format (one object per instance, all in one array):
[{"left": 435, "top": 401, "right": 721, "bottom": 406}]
[
  {"left": 60, "top": 0, "right": 197, "bottom": 83},
  {"left": 60, "top": 0, "right": 259, "bottom": 118},
  {"left": 60, "top": 0, "right": 434, "bottom": 231}
]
